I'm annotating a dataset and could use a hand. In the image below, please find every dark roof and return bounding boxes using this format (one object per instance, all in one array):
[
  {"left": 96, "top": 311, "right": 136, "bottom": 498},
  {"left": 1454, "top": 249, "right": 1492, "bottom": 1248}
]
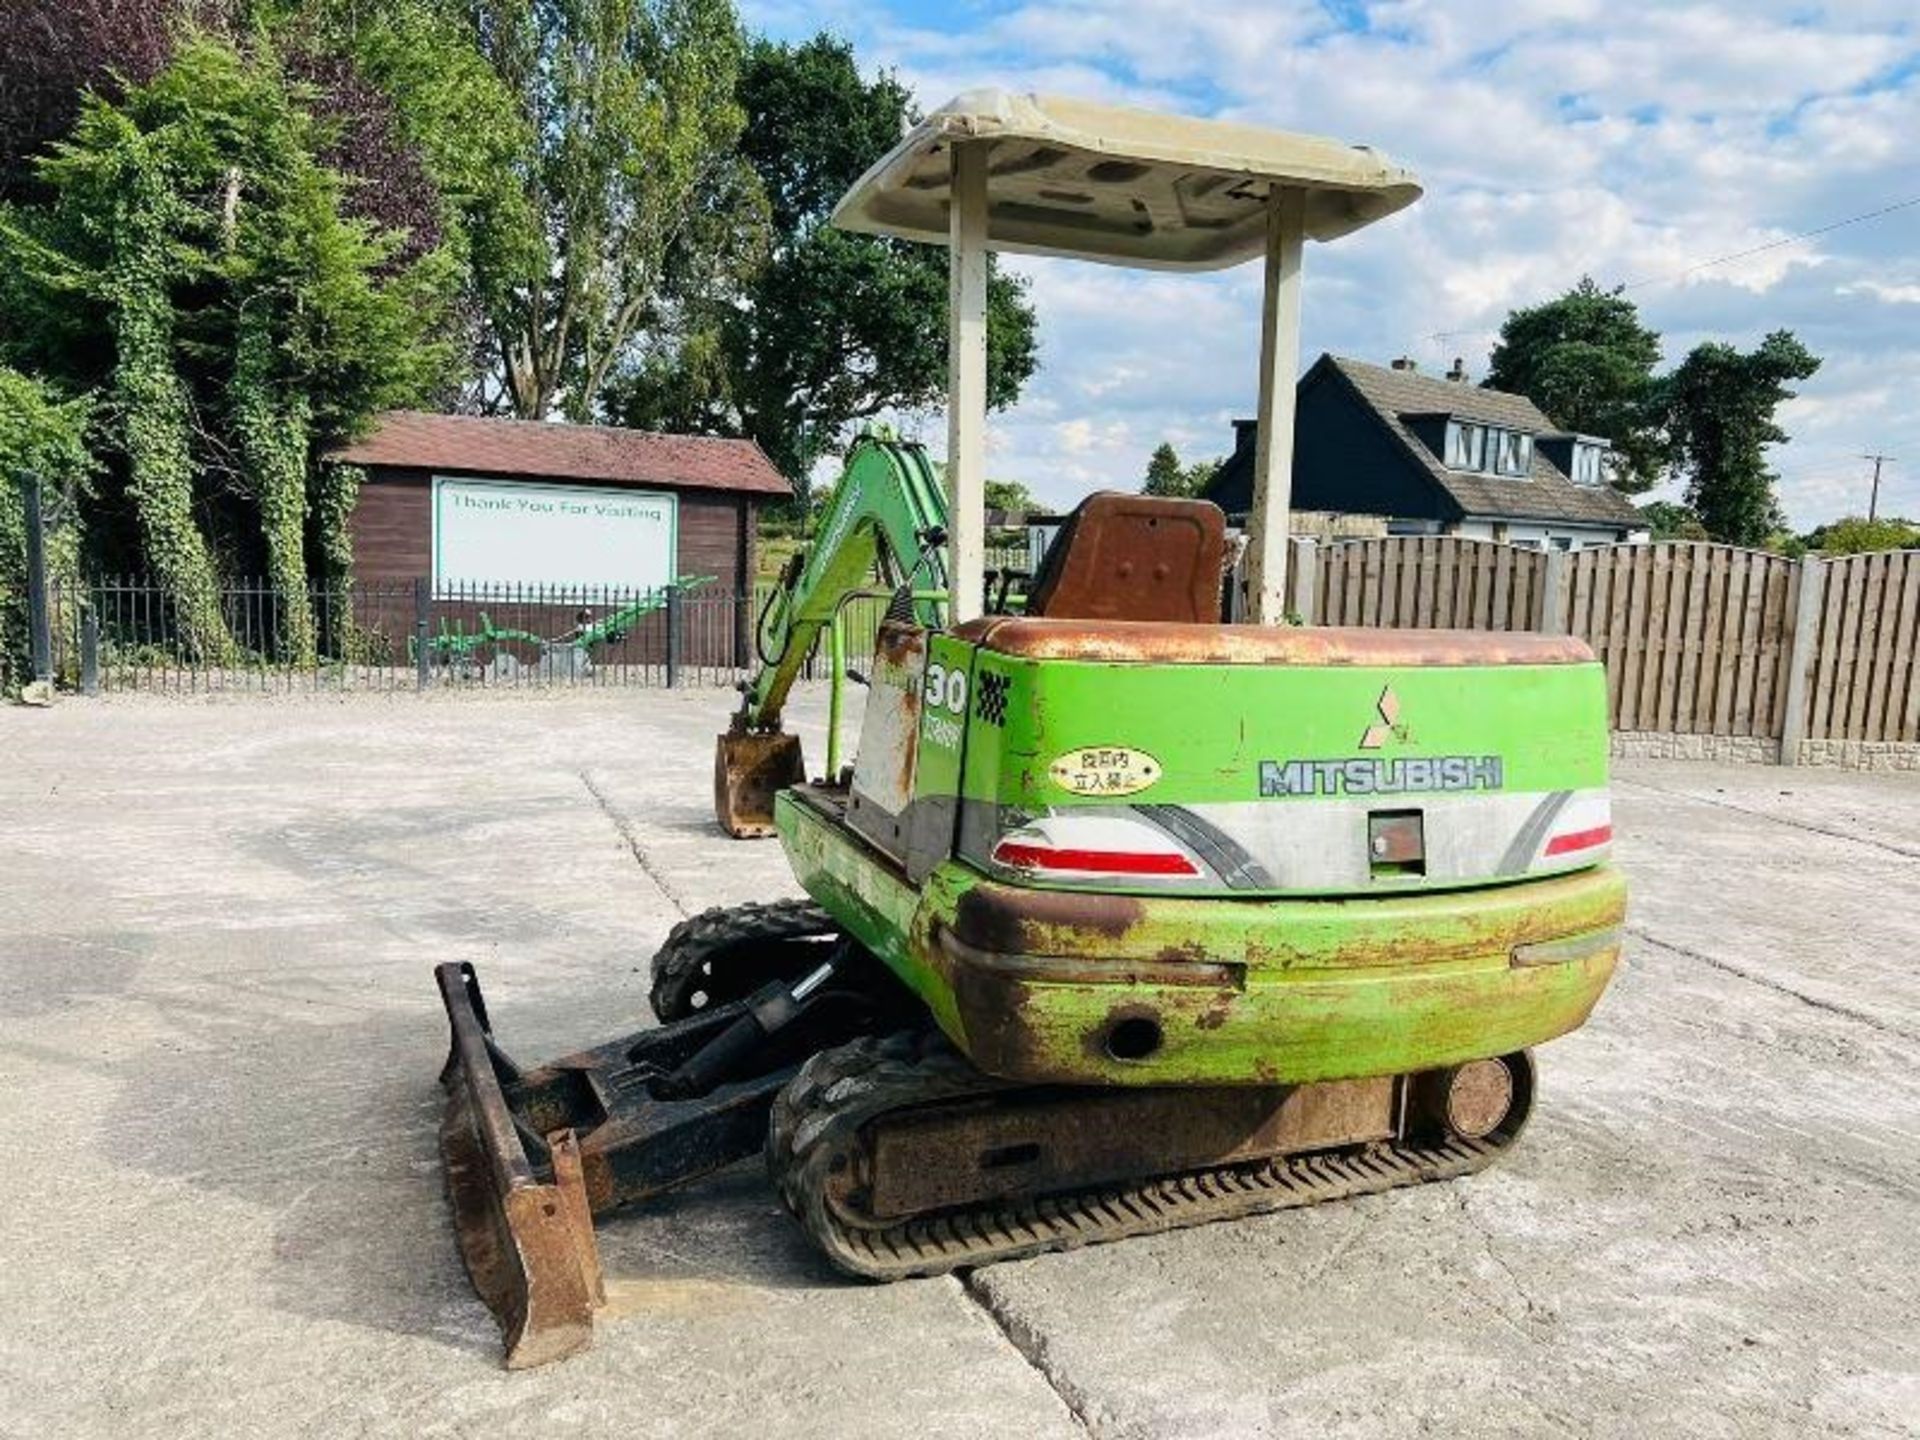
[
  {"left": 325, "top": 411, "right": 792, "bottom": 497},
  {"left": 1323, "top": 356, "right": 1641, "bottom": 526}
]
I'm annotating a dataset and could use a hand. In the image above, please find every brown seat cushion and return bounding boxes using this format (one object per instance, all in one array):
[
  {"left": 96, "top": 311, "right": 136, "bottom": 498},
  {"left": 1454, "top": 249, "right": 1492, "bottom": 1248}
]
[{"left": 1025, "top": 492, "right": 1226, "bottom": 623}]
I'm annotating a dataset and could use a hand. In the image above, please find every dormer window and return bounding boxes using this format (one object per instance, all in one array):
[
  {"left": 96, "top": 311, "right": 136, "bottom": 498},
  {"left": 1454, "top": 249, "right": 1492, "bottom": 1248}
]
[
  {"left": 1444, "top": 420, "right": 1532, "bottom": 477},
  {"left": 1569, "top": 441, "right": 1608, "bottom": 486},
  {"left": 1445, "top": 420, "right": 1486, "bottom": 470},
  {"left": 1494, "top": 429, "right": 1532, "bottom": 477}
]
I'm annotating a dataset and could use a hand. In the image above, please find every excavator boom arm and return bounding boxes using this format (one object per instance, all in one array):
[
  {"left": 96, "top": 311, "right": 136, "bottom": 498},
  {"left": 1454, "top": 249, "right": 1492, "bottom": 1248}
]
[
  {"left": 742, "top": 434, "right": 948, "bottom": 732},
  {"left": 716, "top": 434, "right": 948, "bottom": 837}
]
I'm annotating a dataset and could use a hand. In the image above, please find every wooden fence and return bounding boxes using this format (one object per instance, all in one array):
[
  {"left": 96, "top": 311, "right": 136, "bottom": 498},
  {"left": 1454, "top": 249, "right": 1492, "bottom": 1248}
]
[
  {"left": 1313, "top": 536, "right": 1545, "bottom": 632},
  {"left": 1803, "top": 548, "right": 1920, "bottom": 745},
  {"left": 1295, "top": 537, "right": 1920, "bottom": 760}
]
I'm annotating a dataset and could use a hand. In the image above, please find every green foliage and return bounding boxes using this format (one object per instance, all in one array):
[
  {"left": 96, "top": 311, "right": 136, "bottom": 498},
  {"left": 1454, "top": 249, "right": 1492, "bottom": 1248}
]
[
  {"left": 330, "top": 0, "right": 544, "bottom": 346},
  {"left": 1485, "top": 278, "right": 1667, "bottom": 494},
  {"left": 37, "top": 104, "right": 236, "bottom": 659},
  {"left": 1185, "top": 457, "right": 1223, "bottom": 497},
  {"left": 309, "top": 459, "right": 362, "bottom": 652},
  {"left": 1666, "top": 331, "right": 1820, "bottom": 548},
  {"left": 608, "top": 34, "right": 1040, "bottom": 497},
  {"left": 1803, "top": 515, "right": 1920, "bottom": 555},
  {"left": 232, "top": 310, "right": 316, "bottom": 662},
  {"left": 0, "top": 367, "right": 93, "bottom": 690},
  {"left": 1637, "top": 500, "right": 1708, "bottom": 541},
  {"left": 1144, "top": 442, "right": 1185, "bottom": 496},
  {"left": 373, "top": 0, "right": 763, "bottom": 420},
  {"left": 1142, "top": 441, "right": 1221, "bottom": 498},
  {"left": 2, "top": 34, "right": 459, "bottom": 658},
  {"left": 985, "top": 479, "right": 1037, "bottom": 519}
]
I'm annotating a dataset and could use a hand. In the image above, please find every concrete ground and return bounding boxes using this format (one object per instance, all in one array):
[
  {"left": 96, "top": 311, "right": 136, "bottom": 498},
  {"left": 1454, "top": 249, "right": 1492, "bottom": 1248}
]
[{"left": 2, "top": 687, "right": 1917, "bottom": 1440}]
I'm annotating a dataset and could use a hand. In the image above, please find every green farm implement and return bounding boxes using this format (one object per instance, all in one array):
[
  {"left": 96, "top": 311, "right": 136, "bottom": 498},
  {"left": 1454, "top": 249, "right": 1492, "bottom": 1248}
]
[
  {"left": 436, "top": 90, "right": 1626, "bottom": 1368},
  {"left": 416, "top": 576, "right": 714, "bottom": 681}
]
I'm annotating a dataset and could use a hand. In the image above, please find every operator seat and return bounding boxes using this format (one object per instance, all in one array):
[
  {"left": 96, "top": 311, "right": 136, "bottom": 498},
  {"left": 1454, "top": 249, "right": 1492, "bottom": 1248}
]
[{"left": 1024, "top": 492, "right": 1227, "bottom": 623}]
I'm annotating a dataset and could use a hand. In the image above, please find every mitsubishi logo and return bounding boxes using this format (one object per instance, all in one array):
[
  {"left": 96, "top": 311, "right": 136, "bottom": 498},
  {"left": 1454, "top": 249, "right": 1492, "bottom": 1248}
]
[
  {"left": 1260, "top": 685, "right": 1503, "bottom": 797},
  {"left": 1359, "top": 686, "right": 1404, "bottom": 749}
]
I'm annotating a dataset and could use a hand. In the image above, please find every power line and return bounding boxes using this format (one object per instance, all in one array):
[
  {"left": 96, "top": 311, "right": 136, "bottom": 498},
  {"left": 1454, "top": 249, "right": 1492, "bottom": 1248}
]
[
  {"left": 1617, "top": 194, "right": 1920, "bottom": 292},
  {"left": 1420, "top": 192, "right": 1920, "bottom": 349}
]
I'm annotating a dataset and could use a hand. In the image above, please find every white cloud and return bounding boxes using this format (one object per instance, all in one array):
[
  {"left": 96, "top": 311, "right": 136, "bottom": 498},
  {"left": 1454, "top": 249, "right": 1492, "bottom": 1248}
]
[
  {"left": 1841, "top": 279, "right": 1920, "bottom": 305},
  {"left": 754, "top": 0, "right": 1920, "bottom": 526}
]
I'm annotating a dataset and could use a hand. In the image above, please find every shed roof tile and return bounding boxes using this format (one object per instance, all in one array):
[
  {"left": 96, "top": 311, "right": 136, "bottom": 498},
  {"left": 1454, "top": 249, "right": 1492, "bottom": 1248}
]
[{"left": 326, "top": 411, "right": 792, "bottom": 497}]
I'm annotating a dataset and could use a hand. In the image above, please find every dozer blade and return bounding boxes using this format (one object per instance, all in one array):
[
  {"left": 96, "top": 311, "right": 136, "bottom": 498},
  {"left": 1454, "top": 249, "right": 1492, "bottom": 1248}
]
[
  {"left": 433, "top": 955, "right": 895, "bottom": 1367},
  {"left": 435, "top": 963, "right": 604, "bottom": 1369},
  {"left": 714, "top": 728, "right": 805, "bottom": 838}
]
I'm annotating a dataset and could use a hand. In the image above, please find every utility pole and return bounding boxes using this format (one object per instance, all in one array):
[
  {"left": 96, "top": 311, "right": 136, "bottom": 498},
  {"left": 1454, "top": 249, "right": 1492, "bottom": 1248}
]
[{"left": 1862, "top": 452, "right": 1896, "bottom": 521}]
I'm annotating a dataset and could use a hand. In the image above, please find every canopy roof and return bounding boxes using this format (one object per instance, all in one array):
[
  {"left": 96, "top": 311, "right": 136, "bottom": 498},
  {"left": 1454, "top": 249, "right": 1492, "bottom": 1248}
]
[{"left": 831, "top": 89, "right": 1421, "bottom": 271}]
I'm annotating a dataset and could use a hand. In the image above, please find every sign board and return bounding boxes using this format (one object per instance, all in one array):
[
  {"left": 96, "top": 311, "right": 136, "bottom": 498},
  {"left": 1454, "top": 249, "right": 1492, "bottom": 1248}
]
[{"left": 431, "top": 477, "right": 677, "bottom": 592}]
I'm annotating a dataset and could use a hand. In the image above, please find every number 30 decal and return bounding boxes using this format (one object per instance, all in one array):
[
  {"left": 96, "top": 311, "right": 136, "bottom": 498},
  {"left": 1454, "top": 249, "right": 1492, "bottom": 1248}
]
[{"left": 923, "top": 662, "right": 968, "bottom": 715}]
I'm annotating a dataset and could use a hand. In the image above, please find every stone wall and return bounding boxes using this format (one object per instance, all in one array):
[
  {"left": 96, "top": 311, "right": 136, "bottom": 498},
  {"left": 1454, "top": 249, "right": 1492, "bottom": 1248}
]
[
  {"left": 1612, "top": 731, "right": 1920, "bottom": 770},
  {"left": 1611, "top": 732, "right": 1781, "bottom": 764},
  {"left": 1795, "top": 738, "right": 1920, "bottom": 771}
]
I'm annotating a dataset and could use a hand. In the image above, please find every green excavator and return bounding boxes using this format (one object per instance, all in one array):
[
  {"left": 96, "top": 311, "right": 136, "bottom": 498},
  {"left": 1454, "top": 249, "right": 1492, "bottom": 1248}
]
[{"left": 435, "top": 90, "right": 1626, "bottom": 1369}]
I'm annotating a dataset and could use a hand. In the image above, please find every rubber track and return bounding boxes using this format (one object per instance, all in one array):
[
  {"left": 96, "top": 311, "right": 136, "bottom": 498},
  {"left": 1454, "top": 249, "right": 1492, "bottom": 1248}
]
[
  {"left": 770, "top": 1033, "right": 1514, "bottom": 1280},
  {"left": 649, "top": 898, "right": 837, "bottom": 1022}
]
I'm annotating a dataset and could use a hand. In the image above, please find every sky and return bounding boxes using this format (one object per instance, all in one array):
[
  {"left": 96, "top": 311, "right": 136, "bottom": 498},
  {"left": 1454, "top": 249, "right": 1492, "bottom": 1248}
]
[{"left": 743, "top": 0, "right": 1919, "bottom": 529}]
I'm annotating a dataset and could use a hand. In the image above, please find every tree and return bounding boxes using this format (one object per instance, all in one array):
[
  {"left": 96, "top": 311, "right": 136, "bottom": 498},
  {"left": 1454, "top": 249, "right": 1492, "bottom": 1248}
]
[
  {"left": 1803, "top": 516, "right": 1920, "bottom": 555},
  {"left": 985, "top": 479, "right": 1037, "bottom": 519},
  {"left": 1486, "top": 278, "right": 1667, "bottom": 493},
  {"left": 2, "top": 36, "right": 459, "bottom": 658},
  {"left": 1666, "top": 331, "right": 1820, "bottom": 547},
  {"left": 400, "top": 0, "right": 764, "bottom": 422},
  {"left": 1144, "top": 442, "right": 1187, "bottom": 496},
  {"left": 1142, "top": 441, "right": 1222, "bottom": 497},
  {"left": 607, "top": 35, "right": 1039, "bottom": 496},
  {"left": 1636, "top": 500, "right": 1708, "bottom": 541},
  {"left": 0, "top": 0, "right": 214, "bottom": 202}
]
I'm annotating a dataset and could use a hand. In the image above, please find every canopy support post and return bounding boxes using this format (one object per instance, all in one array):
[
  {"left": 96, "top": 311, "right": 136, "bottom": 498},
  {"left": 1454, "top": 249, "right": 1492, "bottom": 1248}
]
[
  {"left": 1246, "top": 185, "right": 1305, "bottom": 625},
  {"left": 946, "top": 140, "right": 989, "bottom": 624}
]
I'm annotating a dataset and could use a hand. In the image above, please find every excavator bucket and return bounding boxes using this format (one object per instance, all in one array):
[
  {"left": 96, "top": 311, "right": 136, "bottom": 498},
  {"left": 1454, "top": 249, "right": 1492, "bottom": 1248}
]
[
  {"left": 435, "top": 963, "right": 605, "bottom": 1369},
  {"left": 715, "top": 728, "right": 805, "bottom": 838}
]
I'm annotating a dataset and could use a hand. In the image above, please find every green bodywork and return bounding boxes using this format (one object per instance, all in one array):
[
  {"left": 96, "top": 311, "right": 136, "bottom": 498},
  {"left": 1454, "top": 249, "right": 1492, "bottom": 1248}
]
[
  {"left": 781, "top": 790, "right": 1623, "bottom": 1087},
  {"left": 755, "top": 436, "right": 1622, "bottom": 1090},
  {"left": 777, "top": 618, "right": 1625, "bottom": 1087},
  {"left": 934, "top": 634, "right": 1609, "bottom": 895}
]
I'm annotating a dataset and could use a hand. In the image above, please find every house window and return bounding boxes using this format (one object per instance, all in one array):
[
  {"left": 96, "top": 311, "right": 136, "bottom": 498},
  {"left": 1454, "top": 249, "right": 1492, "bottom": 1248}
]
[
  {"left": 1570, "top": 443, "right": 1608, "bottom": 486},
  {"left": 1445, "top": 421, "right": 1485, "bottom": 470},
  {"left": 1444, "top": 421, "right": 1532, "bottom": 477}
]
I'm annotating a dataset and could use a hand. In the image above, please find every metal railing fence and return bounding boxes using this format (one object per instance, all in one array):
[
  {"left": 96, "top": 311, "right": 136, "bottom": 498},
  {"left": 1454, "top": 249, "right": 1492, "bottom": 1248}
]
[{"left": 45, "top": 576, "right": 798, "bottom": 693}]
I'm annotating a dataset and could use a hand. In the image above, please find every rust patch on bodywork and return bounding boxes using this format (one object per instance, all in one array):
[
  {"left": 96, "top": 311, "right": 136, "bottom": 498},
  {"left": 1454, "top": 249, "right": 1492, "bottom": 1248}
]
[
  {"left": 879, "top": 625, "right": 924, "bottom": 797},
  {"left": 952, "top": 879, "right": 1148, "bottom": 955},
  {"left": 952, "top": 616, "right": 1594, "bottom": 668}
]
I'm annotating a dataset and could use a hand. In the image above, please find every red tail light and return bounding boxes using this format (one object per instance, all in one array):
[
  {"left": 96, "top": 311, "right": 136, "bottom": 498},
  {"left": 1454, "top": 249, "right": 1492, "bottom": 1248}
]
[
  {"left": 1544, "top": 824, "right": 1612, "bottom": 857},
  {"left": 991, "top": 841, "right": 1200, "bottom": 876}
]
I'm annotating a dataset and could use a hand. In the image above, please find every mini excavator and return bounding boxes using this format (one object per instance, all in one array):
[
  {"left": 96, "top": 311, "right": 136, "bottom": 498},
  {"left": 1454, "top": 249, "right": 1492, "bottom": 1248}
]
[{"left": 435, "top": 90, "right": 1626, "bottom": 1368}]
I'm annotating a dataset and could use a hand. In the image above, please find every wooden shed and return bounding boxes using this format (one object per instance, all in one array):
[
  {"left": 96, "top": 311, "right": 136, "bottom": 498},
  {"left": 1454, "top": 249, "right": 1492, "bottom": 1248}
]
[{"left": 326, "top": 411, "right": 791, "bottom": 597}]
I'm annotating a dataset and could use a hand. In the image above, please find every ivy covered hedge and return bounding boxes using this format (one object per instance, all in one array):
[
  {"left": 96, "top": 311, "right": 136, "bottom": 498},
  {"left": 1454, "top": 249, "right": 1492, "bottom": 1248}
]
[
  {"left": 0, "top": 31, "right": 458, "bottom": 667},
  {"left": 0, "top": 368, "right": 93, "bottom": 691}
]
